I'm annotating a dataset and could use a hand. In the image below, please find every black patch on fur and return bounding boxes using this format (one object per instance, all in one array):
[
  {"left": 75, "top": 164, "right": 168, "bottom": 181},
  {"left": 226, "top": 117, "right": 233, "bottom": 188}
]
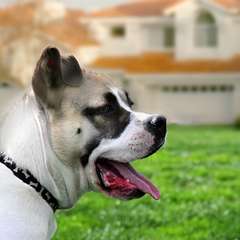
[
  {"left": 81, "top": 139, "right": 102, "bottom": 167},
  {"left": 83, "top": 92, "right": 131, "bottom": 140},
  {"left": 81, "top": 154, "right": 89, "bottom": 168}
]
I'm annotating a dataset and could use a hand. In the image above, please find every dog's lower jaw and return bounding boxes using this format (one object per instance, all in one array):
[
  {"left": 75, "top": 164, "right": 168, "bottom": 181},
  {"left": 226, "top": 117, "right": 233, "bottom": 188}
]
[{"left": 85, "top": 149, "right": 162, "bottom": 201}]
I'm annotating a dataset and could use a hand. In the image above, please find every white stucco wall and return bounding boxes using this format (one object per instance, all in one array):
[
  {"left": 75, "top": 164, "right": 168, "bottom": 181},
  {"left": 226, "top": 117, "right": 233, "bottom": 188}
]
[
  {"left": 75, "top": 46, "right": 101, "bottom": 66},
  {"left": 235, "top": 18, "right": 240, "bottom": 54},
  {"left": 83, "top": 0, "right": 240, "bottom": 60},
  {"left": 83, "top": 17, "right": 174, "bottom": 57},
  {"left": 101, "top": 22, "right": 142, "bottom": 56},
  {"left": 84, "top": 19, "right": 142, "bottom": 56},
  {"left": 141, "top": 23, "right": 174, "bottom": 52},
  {"left": 166, "top": 0, "right": 239, "bottom": 60}
]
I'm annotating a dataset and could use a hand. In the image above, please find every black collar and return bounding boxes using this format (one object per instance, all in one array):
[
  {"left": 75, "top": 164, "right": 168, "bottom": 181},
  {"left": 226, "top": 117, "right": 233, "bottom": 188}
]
[{"left": 0, "top": 153, "right": 58, "bottom": 212}]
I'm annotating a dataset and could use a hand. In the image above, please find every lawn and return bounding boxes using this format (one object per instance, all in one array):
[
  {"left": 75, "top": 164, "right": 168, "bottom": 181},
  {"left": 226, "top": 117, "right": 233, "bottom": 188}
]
[{"left": 52, "top": 125, "right": 240, "bottom": 240}]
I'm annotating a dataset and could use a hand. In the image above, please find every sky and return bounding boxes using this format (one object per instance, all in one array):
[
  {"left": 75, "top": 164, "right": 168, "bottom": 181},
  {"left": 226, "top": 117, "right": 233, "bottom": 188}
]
[
  {"left": 61, "top": 0, "right": 135, "bottom": 11},
  {"left": 0, "top": 0, "right": 135, "bottom": 11}
]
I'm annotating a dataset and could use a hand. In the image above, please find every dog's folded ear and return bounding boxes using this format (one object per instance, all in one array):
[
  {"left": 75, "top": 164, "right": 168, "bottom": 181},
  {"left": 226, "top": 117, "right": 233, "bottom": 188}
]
[
  {"left": 61, "top": 55, "right": 83, "bottom": 87},
  {"left": 32, "top": 46, "right": 83, "bottom": 108}
]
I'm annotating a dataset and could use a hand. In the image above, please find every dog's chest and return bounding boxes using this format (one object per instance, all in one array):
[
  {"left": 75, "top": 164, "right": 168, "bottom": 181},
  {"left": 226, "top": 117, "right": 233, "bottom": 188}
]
[{"left": 0, "top": 165, "right": 56, "bottom": 240}]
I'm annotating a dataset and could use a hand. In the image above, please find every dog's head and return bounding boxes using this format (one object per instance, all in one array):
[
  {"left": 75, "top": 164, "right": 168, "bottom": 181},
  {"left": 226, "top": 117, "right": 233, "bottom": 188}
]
[{"left": 32, "top": 47, "right": 166, "bottom": 206}]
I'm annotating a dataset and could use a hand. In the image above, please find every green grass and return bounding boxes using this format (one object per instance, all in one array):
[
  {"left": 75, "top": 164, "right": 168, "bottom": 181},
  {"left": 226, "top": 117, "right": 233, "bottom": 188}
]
[{"left": 52, "top": 125, "right": 240, "bottom": 240}]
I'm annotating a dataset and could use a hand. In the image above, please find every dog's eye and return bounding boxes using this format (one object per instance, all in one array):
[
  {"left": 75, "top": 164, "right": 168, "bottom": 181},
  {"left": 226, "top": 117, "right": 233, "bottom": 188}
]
[{"left": 98, "top": 105, "right": 110, "bottom": 113}]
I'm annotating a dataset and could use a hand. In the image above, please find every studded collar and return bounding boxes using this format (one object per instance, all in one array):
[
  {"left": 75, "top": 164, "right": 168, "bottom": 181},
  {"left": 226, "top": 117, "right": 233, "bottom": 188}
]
[{"left": 0, "top": 153, "right": 58, "bottom": 212}]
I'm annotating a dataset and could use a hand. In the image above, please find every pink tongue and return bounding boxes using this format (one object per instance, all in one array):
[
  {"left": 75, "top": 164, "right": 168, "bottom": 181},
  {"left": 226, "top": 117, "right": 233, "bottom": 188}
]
[{"left": 106, "top": 161, "right": 160, "bottom": 200}]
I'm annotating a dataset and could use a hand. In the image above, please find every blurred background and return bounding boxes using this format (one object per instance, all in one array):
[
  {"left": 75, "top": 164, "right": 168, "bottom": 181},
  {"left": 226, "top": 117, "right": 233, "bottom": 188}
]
[
  {"left": 1, "top": 1, "right": 240, "bottom": 239},
  {"left": 0, "top": 0, "right": 240, "bottom": 124}
]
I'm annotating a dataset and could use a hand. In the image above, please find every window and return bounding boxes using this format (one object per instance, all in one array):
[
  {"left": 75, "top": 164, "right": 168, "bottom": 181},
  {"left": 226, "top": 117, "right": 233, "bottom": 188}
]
[
  {"left": 195, "top": 12, "right": 217, "bottom": 47},
  {"left": 111, "top": 26, "right": 125, "bottom": 37},
  {"left": 146, "top": 26, "right": 175, "bottom": 49},
  {"left": 164, "top": 27, "right": 175, "bottom": 47},
  {"left": 162, "top": 85, "right": 233, "bottom": 93}
]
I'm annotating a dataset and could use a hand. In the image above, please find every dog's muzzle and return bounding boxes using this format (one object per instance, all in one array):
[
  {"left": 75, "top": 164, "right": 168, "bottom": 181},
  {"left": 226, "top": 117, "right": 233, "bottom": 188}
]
[{"left": 93, "top": 115, "right": 167, "bottom": 201}]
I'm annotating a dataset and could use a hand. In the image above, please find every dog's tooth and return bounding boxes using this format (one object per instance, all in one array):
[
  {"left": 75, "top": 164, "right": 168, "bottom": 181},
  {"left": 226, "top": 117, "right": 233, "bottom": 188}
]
[
  {"left": 106, "top": 172, "right": 110, "bottom": 176},
  {"left": 127, "top": 179, "right": 129, "bottom": 182}
]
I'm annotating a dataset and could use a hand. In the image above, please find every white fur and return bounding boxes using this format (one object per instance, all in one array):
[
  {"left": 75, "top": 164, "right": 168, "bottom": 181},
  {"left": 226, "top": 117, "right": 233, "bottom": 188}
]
[
  {"left": 0, "top": 85, "right": 163, "bottom": 239},
  {"left": 0, "top": 91, "right": 87, "bottom": 239}
]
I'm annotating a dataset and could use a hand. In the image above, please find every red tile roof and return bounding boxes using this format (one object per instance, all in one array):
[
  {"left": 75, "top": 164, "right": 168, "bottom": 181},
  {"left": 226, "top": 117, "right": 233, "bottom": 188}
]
[
  {"left": 0, "top": 1, "right": 36, "bottom": 26},
  {"left": 89, "top": 52, "right": 240, "bottom": 73},
  {"left": 39, "top": 10, "right": 98, "bottom": 47},
  {"left": 87, "top": 0, "right": 240, "bottom": 18},
  {"left": 88, "top": 0, "right": 183, "bottom": 18},
  {"left": 210, "top": 0, "right": 240, "bottom": 10}
]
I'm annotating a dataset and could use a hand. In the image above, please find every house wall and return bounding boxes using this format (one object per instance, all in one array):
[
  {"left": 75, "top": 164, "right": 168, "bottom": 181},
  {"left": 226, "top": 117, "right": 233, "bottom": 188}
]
[
  {"left": 235, "top": 18, "right": 240, "bottom": 54},
  {"left": 141, "top": 23, "right": 174, "bottom": 52},
  {"left": 85, "top": 0, "right": 240, "bottom": 61},
  {"left": 101, "top": 22, "right": 142, "bottom": 56},
  {"left": 85, "top": 17, "right": 174, "bottom": 57},
  {"left": 169, "top": 0, "right": 238, "bottom": 60},
  {"left": 75, "top": 46, "right": 101, "bottom": 66},
  {"left": 87, "top": 19, "right": 141, "bottom": 56}
]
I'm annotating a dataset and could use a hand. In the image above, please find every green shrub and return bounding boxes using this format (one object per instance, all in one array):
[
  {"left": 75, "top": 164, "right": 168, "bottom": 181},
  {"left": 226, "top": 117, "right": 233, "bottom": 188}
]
[{"left": 234, "top": 116, "right": 240, "bottom": 129}]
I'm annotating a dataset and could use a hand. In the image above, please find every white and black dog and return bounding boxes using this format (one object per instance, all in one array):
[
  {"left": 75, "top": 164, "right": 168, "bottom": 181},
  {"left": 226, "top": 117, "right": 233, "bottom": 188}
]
[{"left": 0, "top": 47, "right": 166, "bottom": 239}]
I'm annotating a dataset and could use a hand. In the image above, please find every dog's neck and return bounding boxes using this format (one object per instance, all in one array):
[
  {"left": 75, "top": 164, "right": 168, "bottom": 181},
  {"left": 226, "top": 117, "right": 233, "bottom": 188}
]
[
  {"left": 0, "top": 91, "right": 80, "bottom": 209},
  {"left": 0, "top": 92, "right": 45, "bottom": 176}
]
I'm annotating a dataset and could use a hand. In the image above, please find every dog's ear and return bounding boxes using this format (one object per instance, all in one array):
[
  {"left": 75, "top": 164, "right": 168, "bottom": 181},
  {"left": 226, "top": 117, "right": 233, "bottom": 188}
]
[
  {"left": 32, "top": 46, "right": 83, "bottom": 108},
  {"left": 61, "top": 55, "right": 83, "bottom": 87}
]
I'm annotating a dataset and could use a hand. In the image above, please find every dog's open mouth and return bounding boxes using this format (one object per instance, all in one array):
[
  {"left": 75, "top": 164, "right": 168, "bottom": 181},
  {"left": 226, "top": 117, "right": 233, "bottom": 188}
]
[{"left": 96, "top": 159, "right": 160, "bottom": 200}]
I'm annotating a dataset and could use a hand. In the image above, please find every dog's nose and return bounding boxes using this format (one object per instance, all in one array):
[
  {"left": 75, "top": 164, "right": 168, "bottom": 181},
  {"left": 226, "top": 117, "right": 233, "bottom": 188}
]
[{"left": 148, "top": 115, "right": 166, "bottom": 133}]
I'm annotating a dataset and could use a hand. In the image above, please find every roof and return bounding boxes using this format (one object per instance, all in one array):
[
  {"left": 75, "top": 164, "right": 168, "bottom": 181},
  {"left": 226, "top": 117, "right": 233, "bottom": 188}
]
[
  {"left": 89, "top": 52, "right": 240, "bottom": 73},
  {"left": 210, "top": 0, "right": 240, "bottom": 10},
  {"left": 87, "top": 0, "right": 240, "bottom": 18},
  {"left": 88, "top": 0, "right": 183, "bottom": 18},
  {"left": 39, "top": 10, "right": 98, "bottom": 47},
  {"left": 0, "top": 1, "right": 36, "bottom": 26},
  {"left": 0, "top": 2, "right": 98, "bottom": 47}
]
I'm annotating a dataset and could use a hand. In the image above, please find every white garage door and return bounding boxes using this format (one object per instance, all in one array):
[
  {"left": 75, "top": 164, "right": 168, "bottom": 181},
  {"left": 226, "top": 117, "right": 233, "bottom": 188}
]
[{"left": 154, "top": 85, "right": 234, "bottom": 124}]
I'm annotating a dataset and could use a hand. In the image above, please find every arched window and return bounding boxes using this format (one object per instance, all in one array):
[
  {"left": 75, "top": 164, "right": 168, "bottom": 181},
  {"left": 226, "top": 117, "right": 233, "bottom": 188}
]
[{"left": 195, "top": 12, "right": 217, "bottom": 47}]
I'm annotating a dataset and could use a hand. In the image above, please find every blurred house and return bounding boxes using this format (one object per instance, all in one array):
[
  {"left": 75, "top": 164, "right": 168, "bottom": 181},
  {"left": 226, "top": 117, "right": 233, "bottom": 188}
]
[
  {"left": 82, "top": 0, "right": 240, "bottom": 124},
  {"left": 0, "top": 0, "right": 99, "bottom": 114},
  {"left": 0, "top": 0, "right": 240, "bottom": 124}
]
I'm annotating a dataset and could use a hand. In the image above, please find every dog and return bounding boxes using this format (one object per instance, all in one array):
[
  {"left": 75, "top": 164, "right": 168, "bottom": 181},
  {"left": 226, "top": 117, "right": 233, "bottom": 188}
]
[{"left": 0, "top": 46, "right": 166, "bottom": 239}]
